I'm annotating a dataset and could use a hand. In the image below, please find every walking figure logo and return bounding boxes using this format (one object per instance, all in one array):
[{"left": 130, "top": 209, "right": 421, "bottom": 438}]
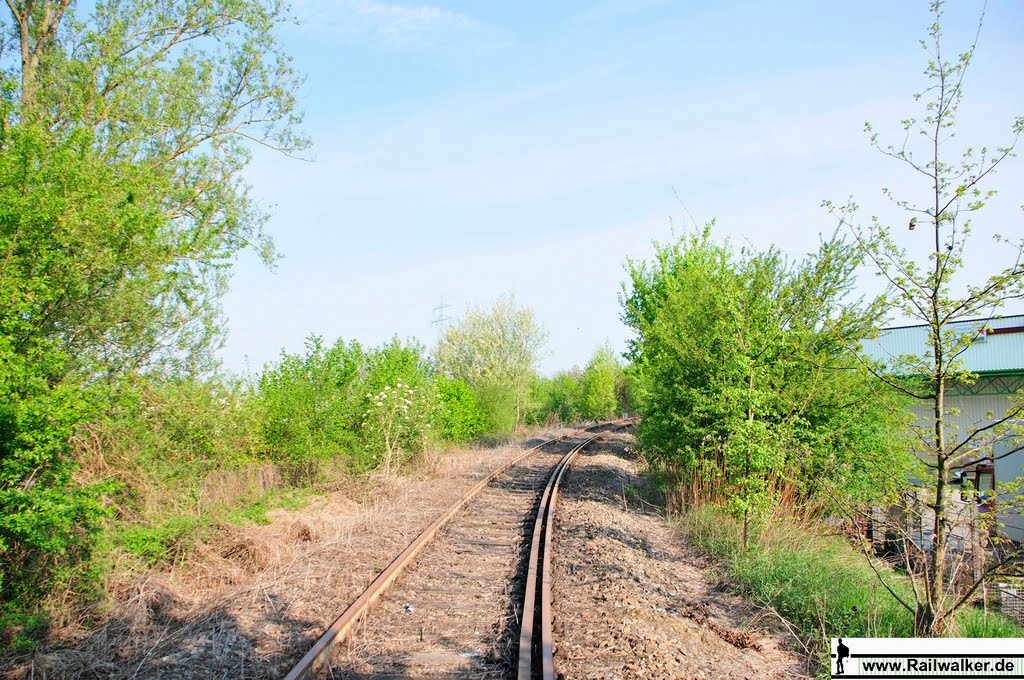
[{"left": 836, "top": 638, "right": 850, "bottom": 675}]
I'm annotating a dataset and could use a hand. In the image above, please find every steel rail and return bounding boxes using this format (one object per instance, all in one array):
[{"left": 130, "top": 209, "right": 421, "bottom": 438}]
[
  {"left": 283, "top": 423, "right": 618, "bottom": 680},
  {"left": 517, "top": 422, "right": 631, "bottom": 680}
]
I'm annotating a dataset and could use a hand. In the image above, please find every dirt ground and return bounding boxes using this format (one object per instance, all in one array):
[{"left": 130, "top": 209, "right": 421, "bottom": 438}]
[
  {"left": 552, "top": 431, "right": 809, "bottom": 679},
  {"left": 7, "top": 428, "right": 576, "bottom": 679}
]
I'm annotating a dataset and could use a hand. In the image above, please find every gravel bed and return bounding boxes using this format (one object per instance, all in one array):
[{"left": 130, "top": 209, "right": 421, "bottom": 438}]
[{"left": 552, "top": 431, "right": 809, "bottom": 680}]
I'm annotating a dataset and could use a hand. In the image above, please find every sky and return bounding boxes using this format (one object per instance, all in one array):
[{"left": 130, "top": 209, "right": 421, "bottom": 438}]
[{"left": 218, "top": 0, "right": 1024, "bottom": 376}]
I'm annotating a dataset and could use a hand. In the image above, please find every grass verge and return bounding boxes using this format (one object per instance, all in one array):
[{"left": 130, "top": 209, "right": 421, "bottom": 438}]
[{"left": 679, "top": 504, "right": 1022, "bottom": 675}]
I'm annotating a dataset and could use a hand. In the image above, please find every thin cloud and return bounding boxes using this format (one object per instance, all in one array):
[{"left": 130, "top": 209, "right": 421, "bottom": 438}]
[{"left": 292, "top": 0, "right": 511, "bottom": 50}]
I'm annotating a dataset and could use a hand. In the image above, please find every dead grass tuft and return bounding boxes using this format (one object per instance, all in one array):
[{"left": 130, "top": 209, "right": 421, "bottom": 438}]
[
  {"left": 112, "top": 574, "right": 178, "bottom": 633},
  {"left": 218, "top": 536, "right": 271, "bottom": 574}
]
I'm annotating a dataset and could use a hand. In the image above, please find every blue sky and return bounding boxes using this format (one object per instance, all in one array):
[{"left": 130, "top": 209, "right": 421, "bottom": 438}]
[{"left": 219, "top": 0, "right": 1024, "bottom": 375}]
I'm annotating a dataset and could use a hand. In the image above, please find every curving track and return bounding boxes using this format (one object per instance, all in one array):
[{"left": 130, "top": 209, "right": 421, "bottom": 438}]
[{"left": 284, "top": 421, "right": 630, "bottom": 679}]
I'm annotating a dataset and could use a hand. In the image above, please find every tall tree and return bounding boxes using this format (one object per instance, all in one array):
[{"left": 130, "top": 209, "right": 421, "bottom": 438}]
[
  {"left": 825, "top": 0, "right": 1024, "bottom": 634},
  {"left": 434, "top": 295, "right": 548, "bottom": 432},
  {"left": 1, "top": 0, "right": 305, "bottom": 375},
  {"left": 0, "top": 0, "right": 305, "bottom": 608}
]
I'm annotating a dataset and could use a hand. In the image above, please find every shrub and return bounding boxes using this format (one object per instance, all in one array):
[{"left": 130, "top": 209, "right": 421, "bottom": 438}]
[
  {"left": 578, "top": 345, "right": 621, "bottom": 420},
  {"left": 76, "top": 375, "right": 265, "bottom": 511},
  {"left": 257, "top": 336, "right": 365, "bottom": 479},
  {"left": 435, "top": 377, "right": 486, "bottom": 442},
  {"left": 118, "top": 516, "right": 207, "bottom": 566},
  {"left": 472, "top": 381, "right": 519, "bottom": 435},
  {"left": 0, "top": 344, "right": 109, "bottom": 628},
  {"left": 531, "top": 370, "right": 582, "bottom": 424}
]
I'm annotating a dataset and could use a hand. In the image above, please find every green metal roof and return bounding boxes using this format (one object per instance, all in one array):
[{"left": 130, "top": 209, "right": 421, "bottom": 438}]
[{"left": 860, "top": 315, "right": 1024, "bottom": 374}]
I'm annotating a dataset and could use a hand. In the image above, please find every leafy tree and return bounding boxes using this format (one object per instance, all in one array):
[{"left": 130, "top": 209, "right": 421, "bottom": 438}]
[
  {"left": 578, "top": 345, "right": 621, "bottom": 421},
  {"left": 1, "top": 0, "right": 305, "bottom": 375},
  {"left": 0, "top": 0, "right": 305, "bottom": 614},
  {"left": 622, "top": 228, "right": 907, "bottom": 544},
  {"left": 434, "top": 295, "right": 548, "bottom": 433},
  {"left": 825, "top": 0, "right": 1024, "bottom": 634}
]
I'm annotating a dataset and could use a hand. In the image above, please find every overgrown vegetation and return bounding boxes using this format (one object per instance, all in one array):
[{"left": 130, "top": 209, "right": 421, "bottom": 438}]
[
  {"left": 1, "top": 290, "right": 616, "bottom": 650},
  {"left": 680, "top": 504, "right": 1021, "bottom": 672},
  {"left": 0, "top": 0, "right": 613, "bottom": 650},
  {"left": 622, "top": 228, "right": 912, "bottom": 541},
  {"left": 434, "top": 295, "right": 549, "bottom": 434},
  {"left": 529, "top": 344, "right": 633, "bottom": 425},
  {"left": 1, "top": 0, "right": 304, "bottom": 642}
]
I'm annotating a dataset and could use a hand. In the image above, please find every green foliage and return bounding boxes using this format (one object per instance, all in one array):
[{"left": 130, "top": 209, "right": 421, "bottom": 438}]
[
  {"left": 225, "top": 489, "right": 315, "bottom": 527},
  {"left": 622, "top": 227, "right": 909, "bottom": 527},
  {"left": 527, "top": 346, "right": 631, "bottom": 426},
  {"left": 530, "top": 369, "right": 583, "bottom": 424},
  {"left": 470, "top": 381, "right": 520, "bottom": 436},
  {"left": 258, "top": 335, "right": 448, "bottom": 477},
  {"left": 578, "top": 345, "right": 621, "bottom": 420},
  {"left": 360, "top": 375, "right": 436, "bottom": 475},
  {"left": 1, "top": 0, "right": 308, "bottom": 377},
  {"left": 114, "top": 377, "right": 263, "bottom": 475},
  {"left": 257, "top": 336, "right": 366, "bottom": 478},
  {"left": 0, "top": 609, "right": 50, "bottom": 654},
  {"left": 0, "top": 0, "right": 306, "bottom": 635},
  {"left": 435, "top": 377, "right": 486, "bottom": 442},
  {"left": 0, "top": 339, "right": 110, "bottom": 612},
  {"left": 118, "top": 517, "right": 207, "bottom": 566},
  {"left": 434, "top": 295, "right": 548, "bottom": 433}
]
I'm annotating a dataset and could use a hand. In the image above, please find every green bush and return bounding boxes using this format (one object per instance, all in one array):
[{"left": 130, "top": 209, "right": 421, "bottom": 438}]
[
  {"left": 118, "top": 516, "right": 207, "bottom": 566},
  {"left": 578, "top": 345, "right": 621, "bottom": 420},
  {"left": 526, "top": 346, "right": 630, "bottom": 426},
  {"left": 435, "top": 377, "right": 486, "bottom": 442},
  {"left": 473, "top": 381, "right": 519, "bottom": 435},
  {"left": 357, "top": 338, "right": 437, "bottom": 469},
  {"left": 258, "top": 335, "right": 442, "bottom": 475},
  {"left": 622, "top": 228, "right": 911, "bottom": 518},
  {"left": 0, "top": 343, "right": 109, "bottom": 621},
  {"left": 257, "top": 336, "right": 365, "bottom": 479},
  {"left": 529, "top": 370, "right": 582, "bottom": 424}
]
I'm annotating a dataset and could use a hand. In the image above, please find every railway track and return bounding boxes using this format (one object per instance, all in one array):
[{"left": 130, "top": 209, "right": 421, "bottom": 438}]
[{"left": 284, "top": 421, "right": 630, "bottom": 679}]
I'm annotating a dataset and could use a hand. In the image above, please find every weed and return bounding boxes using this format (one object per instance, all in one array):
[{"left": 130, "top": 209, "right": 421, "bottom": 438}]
[
  {"left": 118, "top": 516, "right": 207, "bottom": 566},
  {"left": 679, "top": 504, "right": 1023, "bottom": 675}
]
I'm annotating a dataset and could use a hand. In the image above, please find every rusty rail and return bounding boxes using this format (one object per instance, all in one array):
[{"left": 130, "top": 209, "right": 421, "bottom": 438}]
[
  {"left": 517, "top": 422, "right": 631, "bottom": 680},
  {"left": 283, "top": 423, "right": 619, "bottom": 680}
]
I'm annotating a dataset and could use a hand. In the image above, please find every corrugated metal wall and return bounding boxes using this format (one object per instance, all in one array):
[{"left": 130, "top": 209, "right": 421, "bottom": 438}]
[
  {"left": 906, "top": 378, "right": 1023, "bottom": 541},
  {"left": 908, "top": 388, "right": 1021, "bottom": 486}
]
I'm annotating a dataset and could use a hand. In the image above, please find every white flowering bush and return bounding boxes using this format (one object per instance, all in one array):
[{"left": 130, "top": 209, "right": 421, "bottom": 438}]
[{"left": 360, "top": 379, "right": 435, "bottom": 475}]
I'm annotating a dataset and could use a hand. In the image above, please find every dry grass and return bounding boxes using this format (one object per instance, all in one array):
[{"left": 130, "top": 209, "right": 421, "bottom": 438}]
[{"left": 10, "top": 427, "right": 574, "bottom": 679}]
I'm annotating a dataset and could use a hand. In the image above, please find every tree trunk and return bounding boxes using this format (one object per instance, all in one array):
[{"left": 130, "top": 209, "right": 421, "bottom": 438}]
[
  {"left": 10, "top": 0, "right": 73, "bottom": 117},
  {"left": 923, "top": 99, "right": 949, "bottom": 633},
  {"left": 924, "top": 383, "right": 948, "bottom": 634}
]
